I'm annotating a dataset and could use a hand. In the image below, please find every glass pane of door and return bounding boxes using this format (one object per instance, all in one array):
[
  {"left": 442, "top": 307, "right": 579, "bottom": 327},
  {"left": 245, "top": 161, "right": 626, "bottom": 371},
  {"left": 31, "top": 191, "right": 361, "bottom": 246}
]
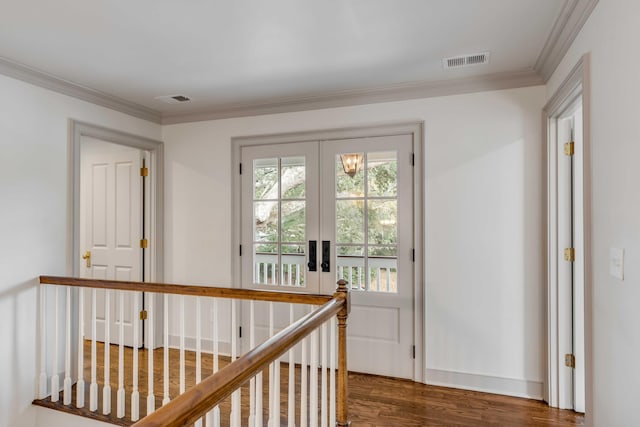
[
  {"left": 252, "top": 156, "right": 306, "bottom": 287},
  {"left": 242, "top": 142, "right": 319, "bottom": 293},
  {"left": 335, "top": 151, "right": 398, "bottom": 293}
]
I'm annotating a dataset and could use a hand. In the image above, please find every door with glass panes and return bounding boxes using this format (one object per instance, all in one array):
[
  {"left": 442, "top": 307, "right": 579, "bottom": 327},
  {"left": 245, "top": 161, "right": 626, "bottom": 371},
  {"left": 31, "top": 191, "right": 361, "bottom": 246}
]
[{"left": 241, "top": 134, "right": 414, "bottom": 379}]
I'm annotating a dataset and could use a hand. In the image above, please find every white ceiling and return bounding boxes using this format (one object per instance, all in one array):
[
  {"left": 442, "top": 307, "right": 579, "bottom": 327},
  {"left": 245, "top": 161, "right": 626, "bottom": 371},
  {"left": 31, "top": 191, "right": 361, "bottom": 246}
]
[{"left": 0, "top": 0, "right": 565, "bottom": 118}]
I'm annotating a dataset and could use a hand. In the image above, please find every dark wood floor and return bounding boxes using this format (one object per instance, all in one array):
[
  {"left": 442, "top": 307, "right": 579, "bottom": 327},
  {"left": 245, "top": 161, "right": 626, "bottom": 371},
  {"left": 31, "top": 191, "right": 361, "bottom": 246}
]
[{"left": 34, "top": 342, "right": 584, "bottom": 426}]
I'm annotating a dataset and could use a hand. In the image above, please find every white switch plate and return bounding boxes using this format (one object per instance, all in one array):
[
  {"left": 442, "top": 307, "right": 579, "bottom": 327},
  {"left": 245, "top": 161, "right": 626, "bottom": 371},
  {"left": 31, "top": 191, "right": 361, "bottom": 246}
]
[{"left": 609, "top": 248, "right": 624, "bottom": 280}]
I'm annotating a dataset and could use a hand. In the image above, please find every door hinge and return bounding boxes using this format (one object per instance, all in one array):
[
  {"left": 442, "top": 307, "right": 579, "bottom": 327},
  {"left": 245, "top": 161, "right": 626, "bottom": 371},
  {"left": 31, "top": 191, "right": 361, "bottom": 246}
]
[
  {"left": 239, "top": 326, "right": 243, "bottom": 338},
  {"left": 412, "top": 345, "right": 416, "bottom": 359},
  {"left": 564, "top": 141, "right": 575, "bottom": 156},
  {"left": 564, "top": 247, "right": 575, "bottom": 262},
  {"left": 239, "top": 245, "right": 242, "bottom": 256},
  {"left": 411, "top": 153, "right": 415, "bottom": 166},
  {"left": 140, "top": 166, "right": 149, "bottom": 177},
  {"left": 139, "top": 310, "right": 148, "bottom": 320},
  {"left": 411, "top": 249, "right": 415, "bottom": 262},
  {"left": 239, "top": 163, "right": 243, "bottom": 175},
  {"left": 565, "top": 353, "right": 575, "bottom": 368},
  {"left": 140, "top": 239, "right": 148, "bottom": 249}
]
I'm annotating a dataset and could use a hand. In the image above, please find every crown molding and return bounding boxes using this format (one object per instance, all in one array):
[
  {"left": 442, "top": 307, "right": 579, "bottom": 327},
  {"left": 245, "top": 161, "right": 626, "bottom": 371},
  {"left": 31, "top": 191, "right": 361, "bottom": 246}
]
[
  {"left": 161, "top": 70, "right": 544, "bottom": 124},
  {"left": 0, "top": 2, "right": 595, "bottom": 126},
  {"left": 535, "top": 0, "right": 599, "bottom": 82},
  {"left": 0, "top": 56, "right": 162, "bottom": 124}
]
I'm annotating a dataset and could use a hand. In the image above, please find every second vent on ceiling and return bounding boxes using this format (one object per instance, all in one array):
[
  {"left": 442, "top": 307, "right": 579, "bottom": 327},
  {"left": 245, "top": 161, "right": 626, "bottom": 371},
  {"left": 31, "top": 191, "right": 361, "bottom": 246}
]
[{"left": 154, "top": 94, "right": 192, "bottom": 104}]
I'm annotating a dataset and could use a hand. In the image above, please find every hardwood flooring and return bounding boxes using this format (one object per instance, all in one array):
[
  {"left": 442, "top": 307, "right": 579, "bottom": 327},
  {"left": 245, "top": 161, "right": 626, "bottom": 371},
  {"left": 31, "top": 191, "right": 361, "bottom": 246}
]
[{"left": 33, "top": 341, "right": 584, "bottom": 426}]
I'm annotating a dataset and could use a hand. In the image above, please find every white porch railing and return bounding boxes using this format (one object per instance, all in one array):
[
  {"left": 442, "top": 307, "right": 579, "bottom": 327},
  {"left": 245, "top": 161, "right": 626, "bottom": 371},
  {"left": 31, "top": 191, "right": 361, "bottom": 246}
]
[{"left": 254, "top": 253, "right": 398, "bottom": 292}]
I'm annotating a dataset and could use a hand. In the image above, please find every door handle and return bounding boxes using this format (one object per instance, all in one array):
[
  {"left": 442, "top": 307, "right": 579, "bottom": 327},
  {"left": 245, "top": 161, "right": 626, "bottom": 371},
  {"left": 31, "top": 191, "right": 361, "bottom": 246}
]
[
  {"left": 321, "top": 240, "right": 330, "bottom": 272},
  {"left": 82, "top": 251, "right": 91, "bottom": 268},
  {"left": 307, "top": 240, "right": 317, "bottom": 271}
]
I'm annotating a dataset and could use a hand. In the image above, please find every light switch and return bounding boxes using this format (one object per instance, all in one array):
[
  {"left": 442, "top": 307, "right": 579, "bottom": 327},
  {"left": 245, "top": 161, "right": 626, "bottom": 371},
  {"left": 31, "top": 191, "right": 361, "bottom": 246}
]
[{"left": 609, "top": 248, "right": 624, "bottom": 280}]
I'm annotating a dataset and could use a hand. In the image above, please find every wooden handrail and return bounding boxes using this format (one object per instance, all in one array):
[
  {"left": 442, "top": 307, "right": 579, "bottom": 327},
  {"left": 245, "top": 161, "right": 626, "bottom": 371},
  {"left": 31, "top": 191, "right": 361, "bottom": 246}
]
[
  {"left": 39, "top": 275, "right": 333, "bottom": 305},
  {"left": 132, "top": 295, "right": 347, "bottom": 427}
]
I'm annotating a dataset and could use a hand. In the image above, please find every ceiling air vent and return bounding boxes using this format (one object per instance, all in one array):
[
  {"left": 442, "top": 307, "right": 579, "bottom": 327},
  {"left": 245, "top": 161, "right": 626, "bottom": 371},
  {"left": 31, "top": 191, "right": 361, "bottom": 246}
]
[
  {"left": 443, "top": 52, "right": 490, "bottom": 69},
  {"left": 154, "top": 94, "right": 192, "bottom": 104}
]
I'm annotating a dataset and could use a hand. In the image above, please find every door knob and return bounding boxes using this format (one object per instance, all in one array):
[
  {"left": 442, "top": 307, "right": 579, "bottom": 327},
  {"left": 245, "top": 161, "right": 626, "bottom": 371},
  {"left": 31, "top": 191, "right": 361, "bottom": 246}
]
[
  {"left": 82, "top": 251, "right": 91, "bottom": 268},
  {"left": 321, "top": 240, "right": 330, "bottom": 272},
  {"left": 307, "top": 240, "right": 317, "bottom": 271}
]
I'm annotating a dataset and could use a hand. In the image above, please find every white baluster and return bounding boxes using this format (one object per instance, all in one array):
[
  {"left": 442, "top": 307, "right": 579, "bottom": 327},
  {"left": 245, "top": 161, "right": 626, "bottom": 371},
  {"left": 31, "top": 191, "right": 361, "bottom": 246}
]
[
  {"left": 296, "top": 264, "right": 300, "bottom": 287},
  {"left": 38, "top": 284, "right": 47, "bottom": 399},
  {"left": 321, "top": 323, "right": 327, "bottom": 427},
  {"left": 51, "top": 287, "right": 59, "bottom": 403},
  {"left": 274, "top": 355, "right": 281, "bottom": 427},
  {"left": 358, "top": 266, "right": 363, "bottom": 290},
  {"left": 256, "top": 370, "right": 263, "bottom": 427},
  {"left": 146, "top": 294, "right": 155, "bottom": 415},
  {"left": 194, "top": 297, "right": 203, "bottom": 427},
  {"left": 300, "top": 306, "right": 309, "bottom": 427},
  {"left": 329, "top": 317, "right": 336, "bottom": 427},
  {"left": 231, "top": 299, "right": 241, "bottom": 427},
  {"left": 180, "top": 295, "right": 185, "bottom": 395},
  {"left": 376, "top": 268, "right": 381, "bottom": 291},
  {"left": 288, "top": 304, "right": 295, "bottom": 427},
  {"left": 90, "top": 289, "right": 98, "bottom": 411},
  {"left": 131, "top": 292, "right": 140, "bottom": 421},
  {"left": 117, "top": 291, "right": 125, "bottom": 418},
  {"left": 268, "top": 302, "right": 275, "bottom": 427},
  {"left": 249, "top": 301, "right": 256, "bottom": 427},
  {"left": 63, "top": 286, "right": 72, "bottom": 405},
  {"left": 76, "top": 288, "right": 85, "bottom": 408},
  {"left": 386, "top": 268, "right": 391, "bottom": 292},
  {"left": 103, "top": 290, "right": 111, "bottom": 415},
  {"left": 162, "top": 295, "right": 169, "bottom": 406},
  {"left": 310, "top": 327, "right": 318, "bottom": 427},
  {"left": 206, "top": 298, "right": 221, "bottom": 427}
]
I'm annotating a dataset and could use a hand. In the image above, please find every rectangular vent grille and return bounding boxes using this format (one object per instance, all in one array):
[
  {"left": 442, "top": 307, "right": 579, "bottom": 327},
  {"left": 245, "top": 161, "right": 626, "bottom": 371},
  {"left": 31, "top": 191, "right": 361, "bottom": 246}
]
[
  {"left": 443, "top": 52, "right": 490, "bottom": 69},
  {"left": 154, "top": 94, "right": 193, "bottom": 104}
]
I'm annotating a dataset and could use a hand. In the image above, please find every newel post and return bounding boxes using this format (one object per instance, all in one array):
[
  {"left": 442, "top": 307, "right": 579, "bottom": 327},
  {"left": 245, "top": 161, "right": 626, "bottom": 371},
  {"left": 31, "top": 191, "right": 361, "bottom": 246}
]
[{"left": 334, "top": 279, "right": 351, "bottom": 426}]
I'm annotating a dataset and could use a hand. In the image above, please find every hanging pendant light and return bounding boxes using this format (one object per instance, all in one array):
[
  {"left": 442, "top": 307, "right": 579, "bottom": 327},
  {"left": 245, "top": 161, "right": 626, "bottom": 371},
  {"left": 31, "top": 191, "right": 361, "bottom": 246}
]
[{"left": 340, "top": 153, "right": 364, "bottom": 178}]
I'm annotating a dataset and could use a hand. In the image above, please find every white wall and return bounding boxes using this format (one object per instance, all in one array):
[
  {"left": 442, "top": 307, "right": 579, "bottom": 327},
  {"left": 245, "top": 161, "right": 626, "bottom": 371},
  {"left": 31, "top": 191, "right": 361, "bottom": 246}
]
[
  {"left": 162, "top": 85, "right": 547, "bottom": 398},
  {"left": 547, "top": 0, "right": 640, "bottom": 425},
  {"left": 0, "top": 73, "right": 160, "bottom": 427}
]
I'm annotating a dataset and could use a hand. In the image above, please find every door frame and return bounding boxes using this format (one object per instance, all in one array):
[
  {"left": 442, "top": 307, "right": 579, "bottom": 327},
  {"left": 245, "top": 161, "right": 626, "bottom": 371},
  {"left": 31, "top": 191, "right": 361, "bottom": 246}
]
[
  {"left": 543, "top": 54, "right": 592, "bottom": 416},
  {"left": 230, "top": 121, "right": 425, "bottom": 382},
  {"left": 68, "top": 119, "right": 165, "bottom": 346}
]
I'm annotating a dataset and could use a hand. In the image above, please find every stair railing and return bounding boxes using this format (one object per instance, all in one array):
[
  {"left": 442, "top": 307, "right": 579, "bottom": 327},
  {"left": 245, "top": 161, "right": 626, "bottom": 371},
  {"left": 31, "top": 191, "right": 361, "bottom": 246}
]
[{"left": 35, "top": 275, "right": 350, "bottom": 427}]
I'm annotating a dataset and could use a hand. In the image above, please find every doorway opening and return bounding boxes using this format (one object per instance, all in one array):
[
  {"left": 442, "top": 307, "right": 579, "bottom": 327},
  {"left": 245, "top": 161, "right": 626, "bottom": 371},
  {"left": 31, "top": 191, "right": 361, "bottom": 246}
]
[
  {"left": 232, "top": 123, "right": 424, "bottom": 382},
  {"left": 70, "top": 120, "right": 164, "bottom": 349},
  {"left": 544, "top": 54, "right": 591, "bottom": 415}
]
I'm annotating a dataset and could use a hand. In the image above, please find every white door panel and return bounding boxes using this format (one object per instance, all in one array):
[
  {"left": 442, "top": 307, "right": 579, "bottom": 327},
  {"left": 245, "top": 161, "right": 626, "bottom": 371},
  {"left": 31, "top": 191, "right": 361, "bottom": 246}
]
[
  {"left": 321, "top": 135, "right": 414, "bottom": 379},
  {"left": 80, "top": 137, "right": 144, "bottom": 347}
]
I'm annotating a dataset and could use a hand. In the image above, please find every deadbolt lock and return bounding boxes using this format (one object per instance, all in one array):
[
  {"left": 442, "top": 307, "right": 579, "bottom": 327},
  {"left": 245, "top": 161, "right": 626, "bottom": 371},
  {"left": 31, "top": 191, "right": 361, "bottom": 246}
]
[{"left": 82, "top": 251, "right": 91, "bottom": 268}]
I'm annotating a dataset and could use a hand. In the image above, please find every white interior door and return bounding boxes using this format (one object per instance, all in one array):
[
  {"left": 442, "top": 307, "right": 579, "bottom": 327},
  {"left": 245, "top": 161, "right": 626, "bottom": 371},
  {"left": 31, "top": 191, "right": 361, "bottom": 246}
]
[
  {"left": 80, "top": 137, "right": 144, "bottom": 347},
  {"left": 557, "top": 105, "right": 585, "bottom": 412},
  {"left": 240, "top": 134, "right": 415, "bottom": 379}
]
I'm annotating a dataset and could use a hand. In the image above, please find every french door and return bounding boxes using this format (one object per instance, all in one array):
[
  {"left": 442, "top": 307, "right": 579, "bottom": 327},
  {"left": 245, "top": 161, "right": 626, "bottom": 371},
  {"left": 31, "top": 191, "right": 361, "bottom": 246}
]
[{"left": 240, "top": 134, "right": 415, "bottom": 379}]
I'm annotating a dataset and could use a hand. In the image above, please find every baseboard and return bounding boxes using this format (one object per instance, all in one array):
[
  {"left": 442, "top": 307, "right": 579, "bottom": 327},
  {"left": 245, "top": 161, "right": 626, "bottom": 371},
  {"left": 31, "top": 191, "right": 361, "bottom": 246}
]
[
  {"left": 425, "top": 368, "right": 543, "bottom": 400},
  {"left": 168, "top": 335, "right": 232, "bottom": 357}
]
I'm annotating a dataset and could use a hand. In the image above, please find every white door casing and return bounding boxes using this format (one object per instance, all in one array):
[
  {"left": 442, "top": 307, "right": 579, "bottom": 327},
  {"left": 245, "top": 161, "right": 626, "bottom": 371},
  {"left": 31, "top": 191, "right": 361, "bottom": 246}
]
[
  {"left": 544, "top": 54, "right": 590, "bottom": 414},
  {"left": 239, "top": 133, "right": 415, "bottom": 379},
  {"left": 80, "top": 137, "right": 144, "bottom": 347}
]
